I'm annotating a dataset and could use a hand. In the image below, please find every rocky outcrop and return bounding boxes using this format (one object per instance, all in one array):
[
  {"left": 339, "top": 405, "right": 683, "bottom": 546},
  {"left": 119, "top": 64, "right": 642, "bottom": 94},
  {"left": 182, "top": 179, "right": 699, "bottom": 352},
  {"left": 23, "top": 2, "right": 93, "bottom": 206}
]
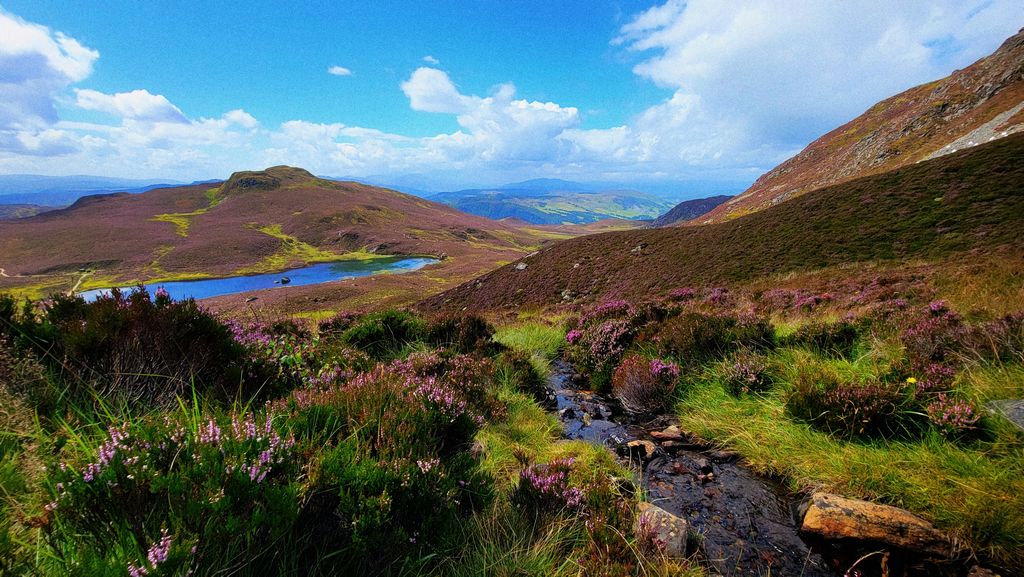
[{"left": 800, "top": 492, "right": 956, "bottom": 558}]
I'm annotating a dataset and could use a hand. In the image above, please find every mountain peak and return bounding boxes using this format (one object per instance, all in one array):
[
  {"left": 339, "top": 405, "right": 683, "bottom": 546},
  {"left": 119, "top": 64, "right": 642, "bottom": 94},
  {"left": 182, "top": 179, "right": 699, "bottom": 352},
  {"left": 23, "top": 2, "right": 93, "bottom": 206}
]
[{"left": 222, "top": 166, "right": 315, "bottom": 194}]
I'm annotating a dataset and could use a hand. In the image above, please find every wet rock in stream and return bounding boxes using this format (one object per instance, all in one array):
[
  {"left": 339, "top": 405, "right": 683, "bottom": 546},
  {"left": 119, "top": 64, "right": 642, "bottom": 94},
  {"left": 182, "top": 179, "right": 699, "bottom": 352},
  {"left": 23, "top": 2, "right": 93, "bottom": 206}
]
[
  {"left": 546, "top": 360, "right": 835, "bottom": 576},
  {"left": 545, "top": 359, "right": 980, "bottom": 577}
]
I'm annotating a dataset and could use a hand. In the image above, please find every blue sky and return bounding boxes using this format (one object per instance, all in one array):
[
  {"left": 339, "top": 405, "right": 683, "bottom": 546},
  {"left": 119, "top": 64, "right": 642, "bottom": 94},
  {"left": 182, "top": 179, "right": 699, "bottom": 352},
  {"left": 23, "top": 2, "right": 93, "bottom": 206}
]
[{"left": 0, "top": 1, "right": 1021, "bottom": 193}]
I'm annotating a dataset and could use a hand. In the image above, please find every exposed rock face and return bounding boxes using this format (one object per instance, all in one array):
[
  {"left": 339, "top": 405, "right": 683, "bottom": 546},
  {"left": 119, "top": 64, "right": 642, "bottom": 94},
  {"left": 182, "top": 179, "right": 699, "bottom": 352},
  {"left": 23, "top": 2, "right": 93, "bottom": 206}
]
[
  {"left": 800, "top": 492, "right": 955, "bottom": 558},
  {"left": 635, "top": 501, "right": 690, "bottom": 558},
  {"left": 701, "top": 29, "right": 1024, "bottom": 224}
]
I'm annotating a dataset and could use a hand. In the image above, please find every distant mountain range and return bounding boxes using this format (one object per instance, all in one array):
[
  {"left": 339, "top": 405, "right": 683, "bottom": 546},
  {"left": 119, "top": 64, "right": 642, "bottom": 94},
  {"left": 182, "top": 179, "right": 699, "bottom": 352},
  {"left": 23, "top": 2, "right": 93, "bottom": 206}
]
[
  {"left": 427, "top": 179, "right": 677, "bottom": 224},
  {"left": 701, "top": 28, "right": 1024, "bottom": 224},
  {"left": 0, "top": 174, "right": 192, "bottom": 207}
]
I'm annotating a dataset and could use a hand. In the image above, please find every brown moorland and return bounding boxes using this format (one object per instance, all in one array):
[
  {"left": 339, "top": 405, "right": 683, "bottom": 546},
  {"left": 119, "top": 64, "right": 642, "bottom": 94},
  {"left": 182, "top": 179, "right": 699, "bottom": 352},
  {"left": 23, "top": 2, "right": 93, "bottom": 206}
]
[
  {"left": 420, "top": 131, "right": 1024, "bottom": 313},
  {"left": 699, "top": 28, "right": 1024, "bottom": 224},
  {"left": 0, "top": 166, "right": 587, "bottom": 307}
]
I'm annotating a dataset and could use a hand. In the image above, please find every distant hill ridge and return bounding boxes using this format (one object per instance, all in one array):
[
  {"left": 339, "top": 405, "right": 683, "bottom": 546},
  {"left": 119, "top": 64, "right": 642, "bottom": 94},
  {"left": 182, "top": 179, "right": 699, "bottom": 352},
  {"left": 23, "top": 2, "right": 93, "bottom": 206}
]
[
  {"left": 700, "top": 28, "right": 1024, "bottom": 224},
  {"left": 429, "top": 181, "right": 675, "bottom": 225}
]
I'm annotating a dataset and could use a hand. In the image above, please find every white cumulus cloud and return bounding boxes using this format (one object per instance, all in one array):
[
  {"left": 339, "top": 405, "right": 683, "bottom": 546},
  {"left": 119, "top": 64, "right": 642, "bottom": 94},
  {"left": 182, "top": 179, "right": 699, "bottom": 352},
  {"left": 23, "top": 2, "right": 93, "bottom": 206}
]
[
  {"left": 75, "top": 89, "right": 189, "bottom": 123},
  {"left": 0, "top": 8, "right": 99, "bottom": 153}
]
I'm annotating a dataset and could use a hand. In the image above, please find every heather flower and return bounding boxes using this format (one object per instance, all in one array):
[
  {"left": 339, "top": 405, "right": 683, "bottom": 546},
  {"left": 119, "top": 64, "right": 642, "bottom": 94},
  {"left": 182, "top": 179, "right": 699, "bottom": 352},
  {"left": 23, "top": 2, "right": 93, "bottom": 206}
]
[
  {"left": 667, "top": 287, "right": 697, "bottom": 302},
  {"left": 723, "top": 351, "right": 772, "bottom": 395},
  {"left": 927, "top": 393, "right": 980, "bottom": 436},
  {"left": 516, "top": 458, "right": 587, "bottom": 511},
  {"left": 566, "top": 329, "right": 582, "bottom": 344},
  {"left": 578, "top": 299, "right": 633, "bottom": 327}
]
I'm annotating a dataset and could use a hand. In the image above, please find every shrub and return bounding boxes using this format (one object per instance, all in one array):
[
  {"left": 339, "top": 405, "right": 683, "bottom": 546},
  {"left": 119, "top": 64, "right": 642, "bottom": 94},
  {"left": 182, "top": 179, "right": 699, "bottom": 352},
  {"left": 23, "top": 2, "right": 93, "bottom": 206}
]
[
  {"left": 666, "top": 287, "right": 698, "bottom": 302},
  {"left": 0, "top": 289, "right": 252, "bottom": 409},
  {"left": 901, "top": 301, "right": 966, "bottom": 370},
  {"left": 653, "top": 311, "right": 774, "bottom": 364},
  {"left": 316, "top": 311, "right": 359, "bottom": 335},
  {"left": 564, "top": 299, "right": 647, "bottom": 389},
  {"left": 962, "top": 311, "right": 1024, "bottom": 362},
  {"left": 908, "top": 362, "right": 957, "bottom": 399},
  {"left": 789, "top": 319, "right": 861, "bottom": 357},
  {"left": 425, "top": 313, "right": 499, "bottom": 355},
  {"left": 785, "top": 361, "right": 911, "bottom": 439},
  {"left": 44, "top": 410, "right": 300, "bottom": 575},
  {"left": 513, "top": 457, "right": 586, "bottom": 514},
  {"left": 926, "top": 393, "right": 981, "bottom": 438},
  {"left": 611, "top": 355, "right": 680, "bottom": 416},
  {"left": 276, "top": 358, "right": 495, "bottom": 571},
  {"left": 341, "top": 309, "right": 426, "bottom": 360},
  {"left": 722, "top": 350, "right": 774, "bottom": 395}
]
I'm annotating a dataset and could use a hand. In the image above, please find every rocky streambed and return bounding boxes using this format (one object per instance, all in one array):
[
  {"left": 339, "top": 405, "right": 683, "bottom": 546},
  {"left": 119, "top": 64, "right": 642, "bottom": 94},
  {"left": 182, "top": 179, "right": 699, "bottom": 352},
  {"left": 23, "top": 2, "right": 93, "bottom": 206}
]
[{"left": 544, "top": 359, "right": 985, "bottom": 577}]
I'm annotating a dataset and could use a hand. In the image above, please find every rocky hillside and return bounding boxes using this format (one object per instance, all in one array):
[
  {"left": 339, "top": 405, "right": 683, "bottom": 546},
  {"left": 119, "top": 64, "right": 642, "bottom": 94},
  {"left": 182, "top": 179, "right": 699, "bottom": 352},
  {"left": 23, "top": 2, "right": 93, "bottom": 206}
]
[
  {"left": 421, "top": 132, "right": 1024, "bottom": 312},
  {"left": 650, "top": 195, "right": 731, "bottom": 227},
  {"left": 701, "top": 28, "right": 1024, "bottom": 224}
]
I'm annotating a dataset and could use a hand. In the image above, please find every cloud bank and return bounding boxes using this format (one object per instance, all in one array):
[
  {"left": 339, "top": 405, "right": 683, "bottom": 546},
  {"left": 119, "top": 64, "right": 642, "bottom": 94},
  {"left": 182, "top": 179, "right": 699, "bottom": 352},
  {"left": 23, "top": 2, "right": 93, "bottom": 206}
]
[{"left": 0, "top": 2, "right": 1021, "bottom": 186}]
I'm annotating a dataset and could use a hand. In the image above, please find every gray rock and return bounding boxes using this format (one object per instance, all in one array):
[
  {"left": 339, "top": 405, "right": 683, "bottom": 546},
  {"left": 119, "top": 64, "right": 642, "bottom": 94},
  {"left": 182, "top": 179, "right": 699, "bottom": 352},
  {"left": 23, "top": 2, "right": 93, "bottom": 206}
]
[
  {"left": 635, "top": 502, "right": 690, "bottom": 558},
  {"left": 514, "top": 262, "right": 528, "bottom": 270},
  {"left": 985, "top": 399, "right": 1024, "bottom": 433}
]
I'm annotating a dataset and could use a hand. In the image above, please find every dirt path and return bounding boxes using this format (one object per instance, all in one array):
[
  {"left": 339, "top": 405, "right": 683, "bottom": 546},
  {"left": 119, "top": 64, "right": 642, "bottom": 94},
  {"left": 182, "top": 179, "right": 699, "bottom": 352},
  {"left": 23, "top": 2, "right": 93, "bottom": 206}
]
[{"left": 68, "top": 270, "right": 93, "bottom": 294}]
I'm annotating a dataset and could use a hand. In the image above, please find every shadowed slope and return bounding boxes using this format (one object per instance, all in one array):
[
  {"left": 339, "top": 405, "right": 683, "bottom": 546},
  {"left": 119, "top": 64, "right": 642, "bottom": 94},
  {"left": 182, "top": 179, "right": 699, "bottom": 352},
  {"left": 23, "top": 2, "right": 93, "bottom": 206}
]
[{"left": 651, "top": 195, "right": 731, "bottom": 227}]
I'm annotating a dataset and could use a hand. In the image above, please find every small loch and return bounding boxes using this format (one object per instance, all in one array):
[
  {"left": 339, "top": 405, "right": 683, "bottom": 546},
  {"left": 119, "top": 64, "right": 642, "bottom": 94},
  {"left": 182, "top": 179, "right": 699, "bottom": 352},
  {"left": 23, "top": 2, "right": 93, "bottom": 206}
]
[{"left": 79, "top": 256, "right": 438, "bottom": 302}]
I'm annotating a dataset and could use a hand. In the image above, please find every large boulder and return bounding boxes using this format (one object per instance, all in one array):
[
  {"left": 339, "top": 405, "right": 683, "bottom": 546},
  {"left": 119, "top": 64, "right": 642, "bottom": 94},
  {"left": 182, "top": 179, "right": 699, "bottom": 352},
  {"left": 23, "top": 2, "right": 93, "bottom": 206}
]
[
  {"left": 800, "top": 492, "right": 955, "bottom": 558},
  {"left": 635, "top": 502, "right": 689, "bottom": 558}
]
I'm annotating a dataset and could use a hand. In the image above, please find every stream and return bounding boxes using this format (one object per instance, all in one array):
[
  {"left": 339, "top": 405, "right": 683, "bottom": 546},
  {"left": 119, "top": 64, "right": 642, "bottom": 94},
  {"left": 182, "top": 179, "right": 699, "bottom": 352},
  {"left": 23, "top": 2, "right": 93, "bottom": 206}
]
[{"left": 546, "top": 359, "right": 838, "bottom": 577}]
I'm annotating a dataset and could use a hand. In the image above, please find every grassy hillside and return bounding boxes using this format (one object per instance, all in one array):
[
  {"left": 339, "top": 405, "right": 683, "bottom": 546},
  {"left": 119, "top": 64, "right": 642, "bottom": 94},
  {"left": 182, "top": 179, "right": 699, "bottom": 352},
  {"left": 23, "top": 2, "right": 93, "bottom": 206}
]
[{"left": 422, "top": 131, "right": 1024, "bottom": 312}]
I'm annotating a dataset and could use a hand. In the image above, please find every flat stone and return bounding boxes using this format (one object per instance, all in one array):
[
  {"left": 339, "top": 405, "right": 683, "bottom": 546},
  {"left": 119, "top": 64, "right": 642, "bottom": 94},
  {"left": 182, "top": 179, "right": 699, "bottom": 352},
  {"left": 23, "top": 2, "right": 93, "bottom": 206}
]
[
  {"left": 514, "top": 262, "right": 528, "bottom": 270},
  {"left": 985, "top": 399, "right": 1024, "bottom": 433},
  {"left": 801, "top": 492, "right": 954, "bottom": 558},
  {"left": 635, "top": 501, "right": 689, "bottom": 558}
]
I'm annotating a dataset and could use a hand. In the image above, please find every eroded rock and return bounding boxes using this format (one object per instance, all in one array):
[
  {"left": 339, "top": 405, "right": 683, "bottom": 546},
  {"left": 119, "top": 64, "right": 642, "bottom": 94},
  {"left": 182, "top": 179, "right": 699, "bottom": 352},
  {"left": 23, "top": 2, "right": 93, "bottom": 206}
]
[{"left": 800, "top": 492, "right": 954, "bottom": 558}]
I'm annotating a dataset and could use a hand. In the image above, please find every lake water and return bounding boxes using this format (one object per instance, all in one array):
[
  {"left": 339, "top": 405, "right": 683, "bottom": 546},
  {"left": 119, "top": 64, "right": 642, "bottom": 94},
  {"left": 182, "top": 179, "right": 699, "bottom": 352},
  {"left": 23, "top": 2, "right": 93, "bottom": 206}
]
[{"left": 79, "top": 256, "right": 438, "bottom": 302}]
